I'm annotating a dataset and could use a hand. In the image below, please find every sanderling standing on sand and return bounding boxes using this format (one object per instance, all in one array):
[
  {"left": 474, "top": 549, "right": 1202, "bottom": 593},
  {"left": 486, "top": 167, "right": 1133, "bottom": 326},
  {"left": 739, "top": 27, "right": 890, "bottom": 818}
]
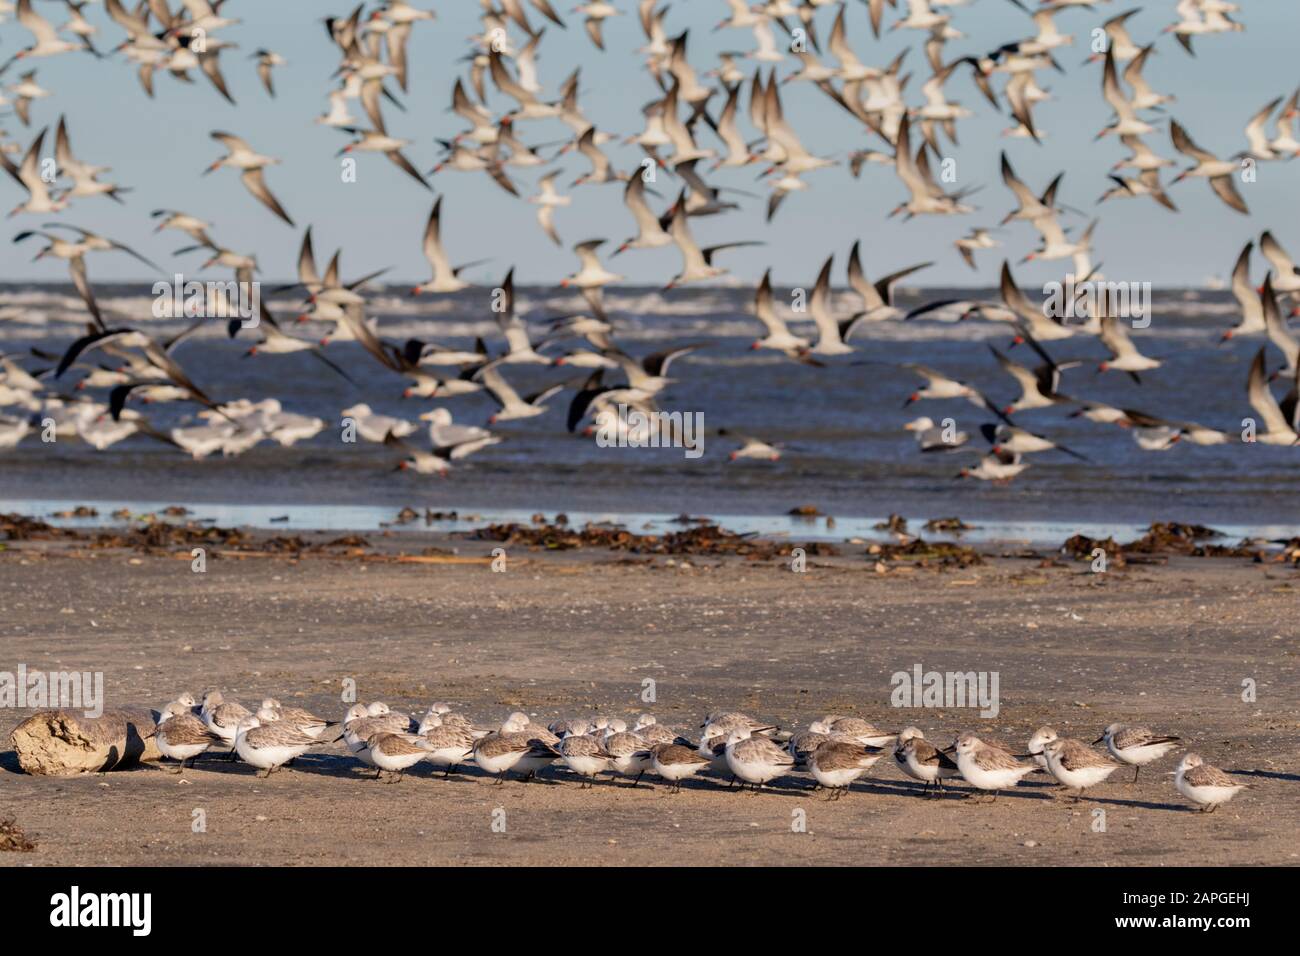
[
  {"left": 604, "top": 730, "right": 653, "bottom": 786},
  {"left": 343, "top": 704, "right": 416, "bottom": 765},
  {"left": 421, "top": 710, "right": 487, "bottom": 739},
  {"left": 1041, "top": 737, "right": 1121, "bottom": 801},
  {"left": 201, "top": 690, "right": 252, "bottom": 761},
  {"left": 498, "top": 712, "right": 561, "bottom": 779},
  {"left": 1097, "top": 723, "right": 1181, "bottom": 783},
  {"left": 807, "top": 740, "right": 885, "bottom": 799},
  {"left": 632, "top": 718, "right": 690, "bottom": 748},
  {"left": 702, "top": 712, "right": 779, "bottom": 737},
  {"left": 650, "top": 743, "right": 712, "bottom": 793},
  {"left": 788, "top": 720, "right": 834, "bottom": 766},
  {"left": 472, "top": 731, "right": 561, "bottom": 784},
  {"left": 1174, "top": 753, "right": 1250, "bottom": 813},
  {"left": 364, "top": 732, "right": 432, "bottom": 782},
  {"left": 549, "top": 717, "right": 592, "bottom": 737},
  {"left": 697, "top": 732, "right": 732, "bottom": 780},
  {"left": 1027, "top": 726, "right": 1058, "bottom": 770},
  {"left": 825, "top": 716, "right": 897, "bottom": 748},
  {"left": 155, "top": 701, "right": 223, "bottom": 772},
  {"left": 420, "top": 723, "right": 476, "bottom": 776},
  {"left": 725, "top": 728, "right": 796, "bottom": 792},
  {"left": 895, "top": 728, "right": 961, "bottom": 797},
  {"left": 233, "top": 714, "right": 332, "bottom": 778},
  {"left": 261, "top": 698, "right": 336, "bottom": 738},
  {"left": 558, "top": 733, "right": 613, "bottom": 787},
  {"left": 949, "top": 733, "right": 1038, "bottom": 802}
]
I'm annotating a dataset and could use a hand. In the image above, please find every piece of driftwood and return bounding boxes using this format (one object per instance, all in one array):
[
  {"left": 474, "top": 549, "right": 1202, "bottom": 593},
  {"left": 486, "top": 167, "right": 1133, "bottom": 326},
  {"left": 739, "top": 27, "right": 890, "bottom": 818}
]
[{"left": 8, "top": 708, "right": 161, "bottom": 775}]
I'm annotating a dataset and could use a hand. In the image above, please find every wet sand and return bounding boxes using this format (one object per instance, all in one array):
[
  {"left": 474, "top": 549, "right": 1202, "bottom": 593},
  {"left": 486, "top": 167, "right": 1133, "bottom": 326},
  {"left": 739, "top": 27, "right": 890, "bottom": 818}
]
[{"left": 1, "top": 530, "right": 1297, "bottom": 866}]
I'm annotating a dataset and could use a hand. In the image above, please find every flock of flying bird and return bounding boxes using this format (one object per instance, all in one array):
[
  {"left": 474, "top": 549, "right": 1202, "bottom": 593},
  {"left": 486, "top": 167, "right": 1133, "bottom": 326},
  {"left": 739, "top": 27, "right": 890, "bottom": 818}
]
[
  {"left": 0, "top": 0, "right": 1298, "bottom": 483},
  {"left": 155, "top": 691, "right": 1252, "bottom": 813}
]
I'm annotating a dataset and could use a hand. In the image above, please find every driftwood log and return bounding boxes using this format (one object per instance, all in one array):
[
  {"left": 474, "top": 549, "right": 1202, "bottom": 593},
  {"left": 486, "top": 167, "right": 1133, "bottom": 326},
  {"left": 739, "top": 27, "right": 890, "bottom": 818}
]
[{"left": 7, "top": 708, "right": 162, "bottom": 775}]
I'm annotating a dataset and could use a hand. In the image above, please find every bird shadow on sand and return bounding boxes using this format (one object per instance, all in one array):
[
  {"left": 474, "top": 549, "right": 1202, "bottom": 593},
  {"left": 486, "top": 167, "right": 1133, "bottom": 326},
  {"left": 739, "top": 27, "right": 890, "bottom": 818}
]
[
  {"left": 1230, "top": 768, "right": 1296, "bottom": 783},
  {"left": 1039, "top": 792, "right": 1193, "bottom": 812}
]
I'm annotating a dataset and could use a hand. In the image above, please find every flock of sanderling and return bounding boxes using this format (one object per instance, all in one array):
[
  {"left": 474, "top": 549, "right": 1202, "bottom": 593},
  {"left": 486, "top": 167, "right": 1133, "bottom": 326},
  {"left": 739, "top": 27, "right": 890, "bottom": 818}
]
[{"left": 150, "top": 691, "right": 1252, "bottom": 813}]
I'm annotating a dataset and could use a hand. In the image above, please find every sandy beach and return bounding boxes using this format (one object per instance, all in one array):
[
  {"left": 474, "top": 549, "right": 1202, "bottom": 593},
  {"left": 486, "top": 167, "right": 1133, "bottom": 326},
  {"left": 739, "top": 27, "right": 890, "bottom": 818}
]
[{"left": 2, "top": 524, "right": 1296, "bottom": 867}]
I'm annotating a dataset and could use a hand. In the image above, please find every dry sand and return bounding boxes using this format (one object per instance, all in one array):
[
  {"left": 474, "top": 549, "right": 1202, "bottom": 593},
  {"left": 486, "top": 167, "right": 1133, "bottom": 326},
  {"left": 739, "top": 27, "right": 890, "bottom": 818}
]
[{"left": 1, "top": 530, "right": 1297, "bottom": 866}]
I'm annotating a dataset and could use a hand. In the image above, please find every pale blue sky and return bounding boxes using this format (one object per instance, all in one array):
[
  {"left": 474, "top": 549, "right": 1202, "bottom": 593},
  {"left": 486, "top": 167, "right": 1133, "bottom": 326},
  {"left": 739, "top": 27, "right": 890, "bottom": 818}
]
[{"left": 1, "top": 0, "right": 1297, "bottom": 288}]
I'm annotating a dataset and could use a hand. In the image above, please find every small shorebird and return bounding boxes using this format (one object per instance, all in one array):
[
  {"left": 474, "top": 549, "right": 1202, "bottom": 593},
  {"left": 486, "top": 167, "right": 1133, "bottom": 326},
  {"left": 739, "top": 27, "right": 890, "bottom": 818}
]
[
  {"left": 234, "top": 714, "right": 333, "bottom": 778},
  {"left": 825, "top": 716, "right": 897, "bottom": 748},
  {"left": 155, "top": 702, "right": 223, "bottom": 772},
  {"left": 472, "top": 731, "right": 560, "bottom": 784},
  {"left": 558, "top": 733, "right": 613, "bottom": 787},
  {"left": 549, "top": 717, "right": 591, "bottom": 737},
  {"left": 788, "top": 720, "right": 834, "bottom": 767},
  {"left": 949, "top": 733, "right": 1037, "bottom": 802},
  {"left": 725, "top": 728, "right": 795, "bottom": 791},
  {"left": 1096, "top": 724, "right": 1181, "bottom": 783},
  {"left": 807, "top": 740, "right": 884, "bottom": 799},
  {"left": 604, "top": 731, "right": 653, "bottom": 786},
  {"left": 650, "top": 743, "right": 711, "bottom": 793},
  {"left": 702, "top": 711, "right": 778, "bottom": 738},
  {"left": 895, "top": 728, "right": 961, "bottom": 797},
  {"left": 200, "top": 690, "right": 251, "bottom": 760},
  {"left": 419, "top": 723, "right": 476, "bottom": 777},
  {"left": 630, "top": 717, "right": 690, "bottom": 748},
  {"left": 343, "top": 704, "right": 416, "bottom": 765},
  {"left": 1041, "top": 738, "right": 1120, "bottom": 801},
  {"left": 1174, "top": 754, "right": 1250, "bottom": 813},
  {"left": 260, "top": 698, "right": 335, "bottom": 739},
  {"left": 364, "top": 732, "right": 431, "bottom": 782},
  {"left": 1026, "top": 726, "right": 1058, "bottom": 771},
  {"left": 696, "top": 732, "right": 731, "bottom": 779},
  {"left": 490, "top": 713, "right": 563, "bottom": 780}
]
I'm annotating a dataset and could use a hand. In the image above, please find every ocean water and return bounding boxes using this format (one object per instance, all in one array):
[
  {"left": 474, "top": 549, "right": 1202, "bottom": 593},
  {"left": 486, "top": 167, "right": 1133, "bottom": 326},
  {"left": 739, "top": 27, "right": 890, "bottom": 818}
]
[{"left": 1, "top": 281, "right": 1296, "bottom": 537}]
